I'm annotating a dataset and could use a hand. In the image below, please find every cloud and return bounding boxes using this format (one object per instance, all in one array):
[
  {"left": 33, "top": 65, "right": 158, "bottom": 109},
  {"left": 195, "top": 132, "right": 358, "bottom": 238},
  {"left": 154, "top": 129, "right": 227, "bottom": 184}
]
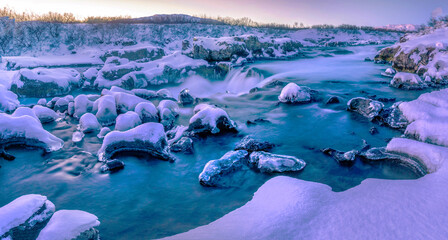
[{"left": 432, "top": 7, "right": 443, "bottom": 18}]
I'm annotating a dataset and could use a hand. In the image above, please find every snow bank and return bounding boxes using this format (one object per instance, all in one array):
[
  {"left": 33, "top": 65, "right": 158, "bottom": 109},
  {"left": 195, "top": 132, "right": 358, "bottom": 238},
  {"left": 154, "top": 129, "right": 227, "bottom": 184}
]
[{"left": 37, "top": 210, "right": 100, "bottom": 240}]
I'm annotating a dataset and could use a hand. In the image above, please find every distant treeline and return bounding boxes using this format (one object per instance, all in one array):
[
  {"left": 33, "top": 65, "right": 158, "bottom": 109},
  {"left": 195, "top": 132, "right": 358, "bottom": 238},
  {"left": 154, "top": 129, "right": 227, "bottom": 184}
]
[{"left": 0, "top": 6, "right": 409, "bottom": 32}]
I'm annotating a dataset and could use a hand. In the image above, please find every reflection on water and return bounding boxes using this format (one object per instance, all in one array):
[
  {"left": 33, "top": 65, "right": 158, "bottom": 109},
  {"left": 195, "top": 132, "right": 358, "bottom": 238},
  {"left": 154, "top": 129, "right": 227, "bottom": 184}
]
[{"left": 0, "top": 45, "right": 428, "bottom": 239}]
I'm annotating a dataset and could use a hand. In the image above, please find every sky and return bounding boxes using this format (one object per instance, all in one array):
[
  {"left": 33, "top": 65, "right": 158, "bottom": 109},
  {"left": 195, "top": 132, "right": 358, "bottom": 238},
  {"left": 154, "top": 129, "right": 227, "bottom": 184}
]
[{"left": 2, "top": 0, "right": 448, "bottom": 26}]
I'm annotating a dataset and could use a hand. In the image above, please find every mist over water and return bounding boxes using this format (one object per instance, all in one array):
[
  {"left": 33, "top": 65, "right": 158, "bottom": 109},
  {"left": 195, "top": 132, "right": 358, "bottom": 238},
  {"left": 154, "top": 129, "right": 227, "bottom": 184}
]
[{"left": 0, "top": 45, "right": 428, "bottom": 239}]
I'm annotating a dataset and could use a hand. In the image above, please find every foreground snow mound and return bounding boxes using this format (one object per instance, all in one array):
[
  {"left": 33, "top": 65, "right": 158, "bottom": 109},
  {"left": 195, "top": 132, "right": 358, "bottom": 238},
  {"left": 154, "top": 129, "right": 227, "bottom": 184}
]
[
  {"left": 0, "top": 85, "right": 19, "bottom": 113},
  {"left": 278, "top": 83, "right": 311, "bottom": 103},
  {"left": 249, "top": 151, "right": 306, "bottom": 172},
  {"left": 188, "top": 106, "right": 237, "bottom": 136},
  {"left": 390, "top": 72, "right": 427, "bottom": 90},
  {"left": 11, "top": 68, "right": 81, "bottom": 97},
  {"left": 0, "top": 114, "right": 63, "bottom": 152},
  {"left": 0, "top": 194, "right": 55, "bottom": 240},
  {"left": 399, "top": 88, "right": 448, "bottom": 147},
  {"left": 199, "top": 150, "right": 248, "bottom": 187},
  {"left": 98, "top": 122, "right": 173, "bottom": 162},
  {"left": 347, "top": 97, "right": 384, "bottom": 119},
  {"left": 37, "top": 210, "right": 100, "bottom": 240},
  {"left": 164, "top": 138, "right": 448, "bottom": 240}
]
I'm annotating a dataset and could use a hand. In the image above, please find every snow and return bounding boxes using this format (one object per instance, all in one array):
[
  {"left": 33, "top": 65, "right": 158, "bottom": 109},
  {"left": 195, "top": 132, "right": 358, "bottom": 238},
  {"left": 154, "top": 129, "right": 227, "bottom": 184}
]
[
  {"left": 0, "top": 194, "right": 55, "bottom": 237},
  {"left": 0, "top": 85, "right": 19, "bottom": 113},
  {"left": 390, "top": 72, "right": 427, "bottom": 89},
  {"left": 12, "top": 107, "right": 40, "bottom": 123},
  {"left": 189, "top": 106, "right": 235, "bottom": 134},
  {"left": 79, "top": 113, "right": 101, "bottom": 133},
  {"left": 32, "top": 105, "right": 59, "bottom": 123},
  {"left": 278, "top": 83, "right": 311, "bottom": 103},
  {"left": 157, "top": 100, "right": 179, "bottom": 116},
  {"left": 115, "top": 111, "right": 142, "bottom": 131},
  {"left": 97, "top": 127, "right": 111, "bottom": 139},
  {"left": 83, "top": 67, "right": 99, "bottom": 81},
  {"left": 2, "top": 55, "right": 102, "bottom": 70},
  {"left": 74, "top": 95, "right": 94, "bottom": 119},
  {"left": 36, "top": 210, "right": 100, "bottom": 240},
  {"left": 103, "top": 89, "right": 149, "bottom": 112}
]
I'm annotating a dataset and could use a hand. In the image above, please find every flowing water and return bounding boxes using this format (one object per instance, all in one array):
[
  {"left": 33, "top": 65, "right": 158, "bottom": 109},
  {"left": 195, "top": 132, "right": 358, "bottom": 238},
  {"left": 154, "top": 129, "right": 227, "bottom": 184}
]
[{"left": 0, "top": 45, "right": 429, "bottom": 239}]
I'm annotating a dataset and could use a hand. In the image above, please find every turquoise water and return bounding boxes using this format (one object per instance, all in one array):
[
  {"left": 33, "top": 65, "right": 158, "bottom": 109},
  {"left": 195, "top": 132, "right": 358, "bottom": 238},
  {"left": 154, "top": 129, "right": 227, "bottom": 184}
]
[{"left": 0, "top": 45, "right": 428, "bottom": 239}]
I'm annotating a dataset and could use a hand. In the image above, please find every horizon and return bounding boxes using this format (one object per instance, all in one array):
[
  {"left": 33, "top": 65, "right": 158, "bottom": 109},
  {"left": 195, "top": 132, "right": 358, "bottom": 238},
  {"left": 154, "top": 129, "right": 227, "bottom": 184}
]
[{"left": 2, "top": 0, "right": 448, "bottom": 26}]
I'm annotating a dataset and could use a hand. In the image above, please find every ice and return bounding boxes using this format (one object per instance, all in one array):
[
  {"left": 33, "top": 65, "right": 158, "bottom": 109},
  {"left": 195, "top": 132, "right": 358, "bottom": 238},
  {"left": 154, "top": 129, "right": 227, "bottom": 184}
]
[
  {"left": 199, "top": 150, "right": 248, "bottom": 187},
  {"left": 32, "top": 105, "right": 59, "bottom": 124},
  {"left": 36, "top": 210, "right": 100, "bottom": 240},
  {"left": 115, "top": 111, "right": 142, "bottom": 131},
  {"left": 278, "top": 83, "right": 311, "bottom": 103},
  {"left": 0, "top": 194, "right": 55, "bottom": 239},
  {"left": 0, "top": 85, "right": 19, "bottom": 113},
  {"left": 79, "top": 113, "right": 101, "bottom": 133},
  {"left": 248, "top": 151, "right": 306, "bottom": 172},
  {"left": 97, "top": 122, "right": 172, "bottom": 162},
  {"left": 72, "top": 131, "right": 85, "bottom": 143}
]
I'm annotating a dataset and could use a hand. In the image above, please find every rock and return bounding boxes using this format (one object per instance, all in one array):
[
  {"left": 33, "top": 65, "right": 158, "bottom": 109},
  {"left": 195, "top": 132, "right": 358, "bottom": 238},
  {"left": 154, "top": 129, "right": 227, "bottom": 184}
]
[
  {"left": 54, "top": 98, "right": 69, "bottom": 113},
  {"left": 97, "top": 127, "right": 111, "bottom": 139},
  {"left": 0, "top": 194, "right": 55, "bottom": 240},
  {"left": 390, "top": 72, "right": 428, "bottom": 90},
  {"left": 36, "top": 210, "right": 100, "bottom": 240},
  {"left": 170, "top": 137, "right": 194, "bottom": 154},
  {"left": 93, "top": 95, "right": 117, "bottom": 126},
  {"left": 100, "top": 46, "right": 165, "bottom": 62},
  {"left": 248, "top": 151, "right": 306, "bottom": 172},
  {"left": 322, "top": 148, "right": 357, "bottom": 165},
  {"left": 278, "top": 83, "right": 311, "bottom": 103},
  {"left": 79, "top": 113, "right": 101, "bottom": 133},
  {"left": 156, "top": 89, "right": 173, "bottom": 99},
  {"left": 187, "top": 106, "right": 237, "bottom": 136},
  {"left": 234, "top": 136, "right": 274, "bottom": 152},
  {"left": 46, "top": 97, "right": 59, "bottom": 109},
  {"left": 32, "top": 105, "right": 59, "bottom": 124},
  {"left": 178, "top": 88, "right": 195, "bottom": 105},
  {"left": 97, "top": 122, "right": 173, "bottom": 162},
  {"left": 100, "top": 159, "right": 125, "bottom": 173},
  {"left": 115, "top": 111, "right": 142, "bottom": 131},
  {"left": 347, "top": 97, "right": 384, "bottom": 119},
  {"left": 134, "top": 102, "right": 159, "bottom": 123},
  {"left": 131, "top": 89, "right": 157, "bottom": 100},
  {"left": 199, "top": 150, "right": 248, "bottom": 187},
  {"left": 246, "top": 118, "right": 271, "bottom": 125},
  {"left": 325, "top": 96, "right": 340, "bottom": 104},
  {"left": 0, "top": 148, "right": 15, "bottom": 160},
  {"left": 369, "top": 127, "right": 379, "bottom": 135},
  {"left": 364, "top": 57, "right": 373, "bottom": 62}
]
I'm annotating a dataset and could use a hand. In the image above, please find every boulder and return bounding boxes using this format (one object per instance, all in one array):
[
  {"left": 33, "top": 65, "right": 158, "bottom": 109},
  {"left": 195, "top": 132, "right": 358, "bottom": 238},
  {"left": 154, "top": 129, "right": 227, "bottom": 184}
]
[
  {"left": 234, "top": 136, "right": 274, "bottom": 152},
  {"left": 79, "top": 113, "right": 101, "bottom": 133},
  {"left": 199, "top": 150, "right": 248, "bottom": 187},
  {"left": 187, "top": 106, "right": 237, "bottom": 136},
  {"left": 347, "top": 97, "right": 384, "bottom": 119},
  {"left": 278, "top": 83, "right": 311, "bottom": 104},
  {"left": 248, "top": 151, "right": 306, "bottom": 172}
]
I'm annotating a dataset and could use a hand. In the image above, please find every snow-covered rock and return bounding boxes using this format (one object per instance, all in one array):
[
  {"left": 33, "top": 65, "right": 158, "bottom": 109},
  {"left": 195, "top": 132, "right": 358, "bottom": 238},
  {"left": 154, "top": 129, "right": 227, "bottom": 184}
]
[
  {"left": 100, "top": 159, "right": 125, "bottom": 173},
  {"left": 114, "top": 111, "right": 142, "bottom": 131},
  {"left": 322, "top": 148, "right": 357, "bottom": 165},
  {"left": 156, "top": 89, "right": 174, "bottom": 99},
  {"left": 79, "top": 113, "right": 101, "bottom": 133},
  {"left": 0, "top": 114, "right": 63, "bottom": 152},
  {"left": 0, "top": 85, "right": 19, "bottom": 113},
  {"left": 11, "top": 68, "right": 81, "bottom": 97},
  {"left": 74, "top": 95, "right": 94, "bottom": 119},
  {"left": 390, "top": 72, "right": 428, "bottom": 90},
  {"left": 37, "top": 210, "right": 100, "bottom": 240},
  {"left": 134, "top": 102, "right": 159, "bottom": 123},
  {"left": 248, "top": 151, "right": 306, "bottom": 172},
  {"left": 187, "top": 106, "right": 237, "bottom": 135},
  {"left": 347, "top": 97, "right": 384, "bottom": 119},
  {"left": 376, "top": 102, "right": 408, "bottom": 129},
  {"left": 97, "top": 127, "right": 111, "bottom": 139},
  {"left": 169, "top": 137, "right": 194, "bottom": 154},
  {"left": 12, "top": 107, "right": 40, "bottom": 123},
  {"left": 93, "top": 95, "right": 117, "bottom": 126},
  {"left": 178, "top": 88, "right": 195, "bottom": 105},
  {"left": 0, "top": 194, "right": 55, "bottom": 240},
  {"left": 103, "top": 90, "right": 148, "bottom": 113},
  {"left": 278, "top": 83, "right": 311, "bottom": 103},
  {"left": 32, "top": 105, "right": 59, "bottom": 124},
  {"left": 199, "top": 150, "right": 248, "bottom": 187},
  {"left": 53, "top": 97, "right": 70, "bottom": 113},
  {"left": 72, "top": 131, "right": 85, "bottom": 143},
  {"left": 131, "top": 89, "right": 157, "bottom": 100},
  {"left": 100, "top": 45, "right": 165, "bottom": 62},
  {"left": 97, "top": 122, "right": 172, "bottom": 162}
]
